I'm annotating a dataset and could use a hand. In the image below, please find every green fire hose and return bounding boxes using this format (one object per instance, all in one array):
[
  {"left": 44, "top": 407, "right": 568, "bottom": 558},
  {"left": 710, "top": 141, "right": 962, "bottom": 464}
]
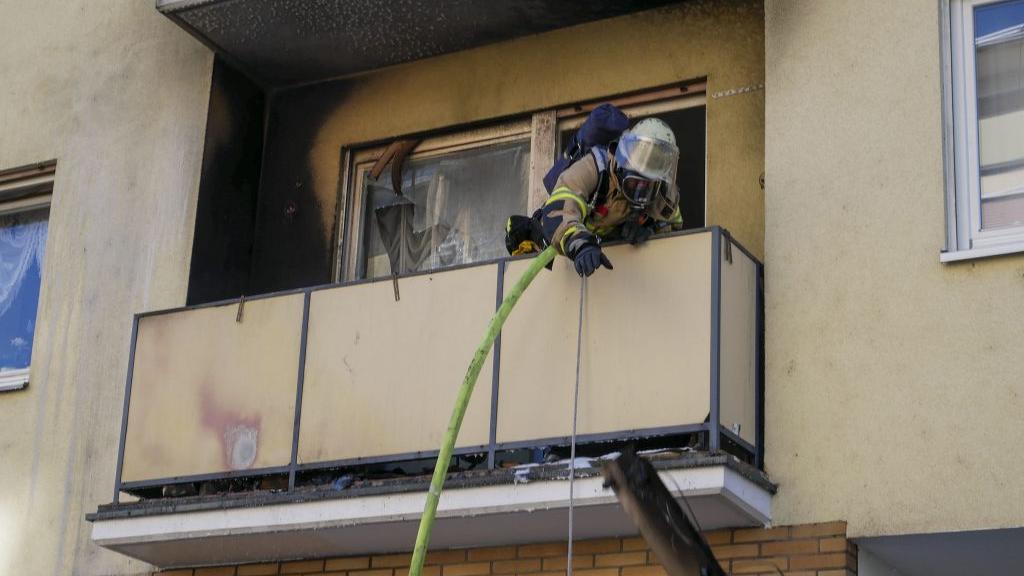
[{"left": 408, "top": 245, "right": 557, "bottom": 576}]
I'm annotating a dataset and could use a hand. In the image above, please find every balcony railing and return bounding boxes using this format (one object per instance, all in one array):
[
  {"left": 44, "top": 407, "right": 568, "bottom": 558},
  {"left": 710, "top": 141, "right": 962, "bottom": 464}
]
[{"left": 112, "top": 227, "right": 763, "bottom": 501}]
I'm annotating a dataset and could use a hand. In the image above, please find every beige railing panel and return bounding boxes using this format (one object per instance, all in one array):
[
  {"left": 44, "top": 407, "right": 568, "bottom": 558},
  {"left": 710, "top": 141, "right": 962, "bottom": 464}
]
[
  {"left": 299, "top": 265, "right": 496, "bottom": 463},
  {"left": 497, "top": 233, "right": 713, "bottom": 444},
  {"left": 121, "top": 295, "right": 304, "bottom": 483},
  {"left": 719, "top": 242, "right": 757, "bottom": 445}
]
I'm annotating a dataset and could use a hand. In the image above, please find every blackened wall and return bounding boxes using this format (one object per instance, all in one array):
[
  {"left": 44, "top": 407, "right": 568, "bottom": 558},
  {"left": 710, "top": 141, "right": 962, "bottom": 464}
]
[
  {"left": 246, "top": 82, "right": 352, "bottom": 294},
  {"left": 186, "top": 57, "right": 265, "bottom": 304}
]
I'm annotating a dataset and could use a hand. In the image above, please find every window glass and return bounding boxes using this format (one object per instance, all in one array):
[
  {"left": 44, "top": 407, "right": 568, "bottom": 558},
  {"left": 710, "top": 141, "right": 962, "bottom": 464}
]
[
  {"left": 359, "top": 140, "right": 529, "bottom": 279},
  {"left": 0, "top": 207, "right": 48, "bottom": 372},
  {"left": 974, "top": 0, "right": 1024, "bottom": 230}
]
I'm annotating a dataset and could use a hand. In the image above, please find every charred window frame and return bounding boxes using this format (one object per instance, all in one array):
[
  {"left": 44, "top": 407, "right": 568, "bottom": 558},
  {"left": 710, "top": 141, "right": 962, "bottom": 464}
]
[
  {"left": 0, "top": 162, "right": 54, "bottom": 392},
  {"left": 335, "top": 83, "right": 708, "bottom": 282},
  {"left": 338, "top": 120, "right": 533, "bottom": 281}
]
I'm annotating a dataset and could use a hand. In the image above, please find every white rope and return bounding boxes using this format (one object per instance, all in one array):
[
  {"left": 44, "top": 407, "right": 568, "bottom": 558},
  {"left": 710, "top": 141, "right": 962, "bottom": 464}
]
[{"left": 567, "top": 275, "right": 585, "bottom": 576}]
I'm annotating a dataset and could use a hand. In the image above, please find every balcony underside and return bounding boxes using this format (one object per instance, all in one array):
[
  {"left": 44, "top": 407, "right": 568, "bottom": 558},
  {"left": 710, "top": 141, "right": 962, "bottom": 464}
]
[
  {"left": 157, "top": 0, "right": 680, "bottom": 87},
  {"left": 90, "top": 454, "right": 773, "bottom": 569}
]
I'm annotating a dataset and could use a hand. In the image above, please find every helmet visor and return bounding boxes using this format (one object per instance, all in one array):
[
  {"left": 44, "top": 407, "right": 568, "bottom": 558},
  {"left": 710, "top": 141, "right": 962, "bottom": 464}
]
[
  {"left": 621, "top": 175, "right": 660, "bottom": 207},
  {"left": 615, "top": 132, "right": 679, "bottom": 183}
]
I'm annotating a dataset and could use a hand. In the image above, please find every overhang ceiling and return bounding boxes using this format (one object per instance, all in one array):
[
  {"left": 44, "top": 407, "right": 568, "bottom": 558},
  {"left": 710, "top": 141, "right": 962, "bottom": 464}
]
[{"left": 157, "top": 0, "right": 680, "bottom": 88}]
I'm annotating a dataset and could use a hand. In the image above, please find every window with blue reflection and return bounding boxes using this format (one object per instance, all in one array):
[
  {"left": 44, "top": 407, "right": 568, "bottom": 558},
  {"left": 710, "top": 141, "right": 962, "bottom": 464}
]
[
  {"left": 974, "top": 0, "right": 1024, "bottom": 230},
  {"left": 0, "top": 207, "right": 48, "bottom": 373}
]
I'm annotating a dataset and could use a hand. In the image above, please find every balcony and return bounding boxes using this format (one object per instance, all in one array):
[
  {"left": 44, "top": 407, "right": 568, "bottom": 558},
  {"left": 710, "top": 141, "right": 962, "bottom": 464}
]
[{"left": 89, "top": 228, "right": 770, "bottom": 568}]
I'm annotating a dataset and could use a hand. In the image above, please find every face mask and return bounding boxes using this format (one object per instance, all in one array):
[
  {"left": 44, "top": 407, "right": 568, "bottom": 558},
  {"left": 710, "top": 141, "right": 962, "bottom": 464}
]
[{"left": 621, "top": 174, "right": 660, "bottom": 208}]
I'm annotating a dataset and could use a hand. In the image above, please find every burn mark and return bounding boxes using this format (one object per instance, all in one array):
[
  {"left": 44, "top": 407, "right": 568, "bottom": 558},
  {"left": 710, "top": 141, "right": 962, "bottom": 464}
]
[
  {"left": 200, "top": 386, "right": 262, "bottom": 471},
  {"left": 186, "top": 56, "right": 265, "bottom": 305}
]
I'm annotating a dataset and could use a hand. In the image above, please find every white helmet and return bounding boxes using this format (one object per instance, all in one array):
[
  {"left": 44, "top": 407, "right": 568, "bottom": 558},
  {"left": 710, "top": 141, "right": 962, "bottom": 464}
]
[
  {"left": 614, "top": 118, "right": 679, "bottom": 207},
  {"left": 632, "top": 117, "right": 677, "bottom": 147}
]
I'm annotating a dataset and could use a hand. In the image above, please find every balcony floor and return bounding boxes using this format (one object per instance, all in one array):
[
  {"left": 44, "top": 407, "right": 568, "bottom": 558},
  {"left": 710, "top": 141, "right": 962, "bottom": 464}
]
[{"left": 89, "top": 452, "right": 773, "bottom": 569}]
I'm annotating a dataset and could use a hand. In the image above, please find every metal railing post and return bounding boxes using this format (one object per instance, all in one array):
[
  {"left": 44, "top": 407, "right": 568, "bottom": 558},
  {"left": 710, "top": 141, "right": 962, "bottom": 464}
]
[
  {"left": 487, "top": 261, "right": 506, "bottom": 469},
  {"left": 709, "top": 228, "right": 722, "bottom": 452},
  {"left": 288, "top": 291, "right": 312, "bottom": 490},
  {"left": 113, "top": 315, "right": 141, "bottom": 504}
]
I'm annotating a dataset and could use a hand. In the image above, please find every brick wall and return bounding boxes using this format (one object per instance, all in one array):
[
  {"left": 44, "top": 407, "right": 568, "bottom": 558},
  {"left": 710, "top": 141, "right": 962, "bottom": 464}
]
[{"left": 155, "top": 522, "right": 856, "bottom": 576}]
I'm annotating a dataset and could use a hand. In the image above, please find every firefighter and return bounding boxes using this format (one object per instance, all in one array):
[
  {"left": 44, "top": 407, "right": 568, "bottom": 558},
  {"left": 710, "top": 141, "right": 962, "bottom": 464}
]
[{"left": 541, "top": 117, "right": 684, "bottom": 277}]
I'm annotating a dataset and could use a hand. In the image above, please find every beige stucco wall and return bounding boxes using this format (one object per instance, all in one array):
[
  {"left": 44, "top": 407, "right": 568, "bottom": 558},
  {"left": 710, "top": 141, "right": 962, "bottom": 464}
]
[
  {"left": 765, "top": 0, "right": 1024, "bottom": 538},
  {"left": 0, "top": 1, "right": 212, "bottom": 575},
  {"left": 292, "top": 0, "right": 766, "bottom": 260}
]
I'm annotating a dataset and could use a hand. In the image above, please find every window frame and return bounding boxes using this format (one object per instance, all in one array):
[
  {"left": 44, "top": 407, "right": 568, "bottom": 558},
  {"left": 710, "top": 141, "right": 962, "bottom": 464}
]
[
  {"left": 943, "top": 0, "right": 1024, "bottom": 262},
  {"left": 337, "top": 119, "right": 533, "bottom": 281},
  {"left": 334, "top": 82, "right": 708, "bottom": 281},
  {"left": 0, "top": 161, "right": 54, "bottom": 392}
]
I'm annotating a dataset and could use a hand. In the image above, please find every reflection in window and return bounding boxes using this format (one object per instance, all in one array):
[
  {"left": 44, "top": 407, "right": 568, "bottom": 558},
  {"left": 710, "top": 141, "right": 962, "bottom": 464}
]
[
  {"left": 0, "top": 207, "right": 48, "bottom": 373},
  {"left": 359, "top": 140, "right": 529, "bottom": 279},
  {"left": 975, "top": 0, "right": 1024, "bottom": 230}
]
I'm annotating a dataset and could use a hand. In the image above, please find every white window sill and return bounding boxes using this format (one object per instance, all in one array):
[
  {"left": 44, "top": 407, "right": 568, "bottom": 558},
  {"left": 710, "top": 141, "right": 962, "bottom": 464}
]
[
  {"left": 0, "top": 371, "right": 29, "bottom": 391},
  {"left": 940, "top": 242, "right": 1024, "bottom": 263},
  {"left": 0, "top": 369, "right": 29, "bottom": 392}
]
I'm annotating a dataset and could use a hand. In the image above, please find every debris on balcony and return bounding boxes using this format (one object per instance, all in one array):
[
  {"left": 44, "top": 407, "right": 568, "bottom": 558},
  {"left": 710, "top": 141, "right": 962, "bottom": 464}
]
[{"left": 134, "top": 442, "right": 721, "bottom": 504}]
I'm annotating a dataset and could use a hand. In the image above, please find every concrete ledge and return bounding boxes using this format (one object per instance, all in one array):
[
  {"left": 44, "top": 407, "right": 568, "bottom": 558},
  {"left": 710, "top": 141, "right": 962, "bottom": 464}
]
[{"left": 90, "top": 461, "right": 772, "bottom": 569}]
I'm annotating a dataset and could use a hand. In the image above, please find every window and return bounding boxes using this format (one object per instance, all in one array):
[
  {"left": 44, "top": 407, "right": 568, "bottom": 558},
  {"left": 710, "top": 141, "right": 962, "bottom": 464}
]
[
  {"left": 945, "top": 0, "right": 1024, "bottom": 261},
  {"left": 342, "top": 121, "right": 532, "bottom": 280},
  {"left": 338, "top": 85, "right": 707, "bottom": 281},
  {"left": 0, "top": 162, "right": 53, "bottom": 392}
]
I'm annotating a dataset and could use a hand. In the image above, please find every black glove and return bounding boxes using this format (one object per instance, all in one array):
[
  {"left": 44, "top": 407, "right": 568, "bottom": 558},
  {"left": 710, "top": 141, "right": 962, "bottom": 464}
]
[
  {"left": 572, "top": 243, "right": 613, "bottom": 277},
  {"left": 621, "top": 218, "right": 655, "bottom": 245}
]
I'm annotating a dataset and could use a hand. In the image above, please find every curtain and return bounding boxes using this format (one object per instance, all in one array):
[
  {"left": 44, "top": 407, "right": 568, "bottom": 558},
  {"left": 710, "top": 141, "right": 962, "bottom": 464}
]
[
  {"left": 0, "top": 208, "right": 48, "bottom": 371},
  {"left": 362, "top": 140, "right": 530, "bottom": 279},
  {"left": 0, "top": 210, "right": 47, "bottom": 318}
]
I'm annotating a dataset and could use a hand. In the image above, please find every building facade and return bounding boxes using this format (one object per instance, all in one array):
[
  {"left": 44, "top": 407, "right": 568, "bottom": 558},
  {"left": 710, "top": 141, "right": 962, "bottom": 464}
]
[{"left": 0, "top": 1, "right": 1021, "bottom": 575}]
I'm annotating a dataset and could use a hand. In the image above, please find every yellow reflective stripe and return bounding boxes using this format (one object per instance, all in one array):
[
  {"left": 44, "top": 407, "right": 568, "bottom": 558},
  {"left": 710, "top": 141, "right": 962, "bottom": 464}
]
[
  {"left": 547, "top": 188, "right": 588, "bottom": 217},
  {"left": 560, "top": 225, "right": 579, "bottom": 254},
  {"left": 669, "top": 206, "right": 683, "bottom": 224}
]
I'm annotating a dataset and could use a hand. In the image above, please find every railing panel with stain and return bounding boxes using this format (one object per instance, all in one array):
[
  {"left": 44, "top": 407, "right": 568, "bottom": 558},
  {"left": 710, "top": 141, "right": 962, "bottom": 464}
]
[{"left": 120, "top": 293, "right": 305, "bottom": 484}]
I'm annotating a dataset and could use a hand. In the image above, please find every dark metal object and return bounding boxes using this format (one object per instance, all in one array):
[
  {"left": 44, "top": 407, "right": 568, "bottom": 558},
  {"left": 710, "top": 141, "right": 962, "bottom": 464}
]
[
  {"left": 493, "top": 424, "right": 710, "bottom": 452},
  {"left": 156, "top": 0, "right": 679, "bottom": 88},
  {"left": 488, "top": 261, "right": 506, "bottom": 469},
  {"left": 708, "top": 228, "right": 722, "bottom": 452},
  {"left": 113, "top": 316, "right": 140, "bottom": 504},
  {"left": 602, "top": 448, "right": 727, "bottom": 576},
  {"left": 755, "top": 262, "right": 765, "bottom": 469},
  {"left": 288, "top": 292, "right": 312, "bottom": 490},
  {"left": 120, "top": 465, "right": 293, "bottom": 491},
  {"left": 720, "top": 427, "right": 756, "bottom": 455},
  {"left": 292, "top": 445, "right": 489, "bottom": 472}
]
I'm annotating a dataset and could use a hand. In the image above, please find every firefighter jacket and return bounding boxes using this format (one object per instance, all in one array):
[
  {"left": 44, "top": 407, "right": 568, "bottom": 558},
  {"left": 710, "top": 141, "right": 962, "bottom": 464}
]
[{"left": 541, "top": 150, "right": 684, "bottom": 256}]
